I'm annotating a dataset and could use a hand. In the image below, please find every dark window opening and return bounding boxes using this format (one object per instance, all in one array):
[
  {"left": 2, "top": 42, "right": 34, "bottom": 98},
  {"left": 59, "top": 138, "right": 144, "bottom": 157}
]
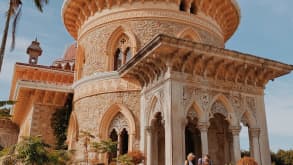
[
  {"left": 114, "top": 48, "right": 123, "bottom": 70},
  {"left": 180, "top": 1, "right": 185, "bottom": 11},
  {"left": 120, "top": 128, "right": 129, "bottom": 155},
  {"left": 110, "top": 129, "right": 118, "bottom": 159},
  {"left": 190, "top": 2, "right": 197, "bottom": 14}
]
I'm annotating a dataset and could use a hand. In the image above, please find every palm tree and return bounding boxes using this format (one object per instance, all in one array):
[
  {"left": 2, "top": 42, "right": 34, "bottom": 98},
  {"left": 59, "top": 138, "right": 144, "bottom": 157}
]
[{"left": 0, "top": 0, "right": 48, "bottom": 72}]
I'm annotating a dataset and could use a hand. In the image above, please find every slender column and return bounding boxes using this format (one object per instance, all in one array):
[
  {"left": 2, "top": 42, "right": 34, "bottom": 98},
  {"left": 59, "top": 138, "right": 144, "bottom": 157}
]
[
  {"left": 128, "top": 133, "right": 135, "bottom": 152},
  {"left": 230, "top": 126, "right": 241, "bottom": 163},
  {"left": 198, "top": 122, "right": 209, "bottom": 156},
  {"left": 249, "top": 128, "right": 261, "bottom": 164},
  {"left": 117, "top": 132, "right": 121, "bottom": 156},
  {"left": 145, "top": 126, "right": 152, "bottom": 165}
]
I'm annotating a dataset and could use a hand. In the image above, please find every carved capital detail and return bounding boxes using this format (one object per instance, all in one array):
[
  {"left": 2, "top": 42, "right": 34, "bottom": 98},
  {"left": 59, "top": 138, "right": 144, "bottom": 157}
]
[{"left": 249, "top": 128, "right": 261, "bottom": 137}]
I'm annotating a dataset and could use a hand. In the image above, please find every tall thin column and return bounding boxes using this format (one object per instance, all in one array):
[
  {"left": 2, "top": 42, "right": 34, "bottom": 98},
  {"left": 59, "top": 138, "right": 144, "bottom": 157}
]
[
  {"left": 145, "top": 126, "right": 152, "bottom": 165},
  {"left": 198, "top": 122, "right": 209, "bottom": 156},
  {"left": 249, "top": 128, "right": 261, "bottom": 164},
  {"left": 230, "top": 126, "right": 241, "bottom": 163}
]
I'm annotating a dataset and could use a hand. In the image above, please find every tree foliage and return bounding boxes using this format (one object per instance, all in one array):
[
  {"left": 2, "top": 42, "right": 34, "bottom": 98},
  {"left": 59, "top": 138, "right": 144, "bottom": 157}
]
[
  {"left": 16, "top": 136, "right": 51, "bottom": 165},
  {"left": 271, "top": 149, "right": 293, "bottom": 165},
  {"left": 91, "top": 139, "right": 118, "bottom": 164},
  {"left": 0, "top": 100, "right": 15, "bottom": 118},
  {"left": 50, "top": 94, "right": 73, "bottom": 149},
  {"left": 0, "top": 136, "right": 72, "bottom": 165}
]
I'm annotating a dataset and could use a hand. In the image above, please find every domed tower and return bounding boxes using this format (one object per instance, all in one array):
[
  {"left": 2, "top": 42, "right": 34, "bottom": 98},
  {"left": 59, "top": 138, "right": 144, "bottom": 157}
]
[
  {"left": 26, "top": 38, "right": 42, "bottom": 65},
  {"left": 62, "top": 1, "right": 292, "bottom": 165}
]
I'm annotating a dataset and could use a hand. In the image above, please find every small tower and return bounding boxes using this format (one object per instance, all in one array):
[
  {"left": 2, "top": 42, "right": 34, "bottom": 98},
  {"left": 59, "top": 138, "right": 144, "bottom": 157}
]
[{"left": 26, "top": 38, "right": 42, "bottom": 65}]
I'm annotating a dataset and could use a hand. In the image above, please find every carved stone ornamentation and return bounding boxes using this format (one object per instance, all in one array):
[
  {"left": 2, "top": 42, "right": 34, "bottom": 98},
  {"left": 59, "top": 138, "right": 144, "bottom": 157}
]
[
  {"left": 246, "top": 96, "right": 257, "bottom": 118},
  {"left": 109, "top": 112, "right": 129, "bottom": 133},
  {"left": 211, "top": 101, "right": 228, "bottom": 117},
  {"left": 187, "top": 109, "right": 197, "bottom": 121}
]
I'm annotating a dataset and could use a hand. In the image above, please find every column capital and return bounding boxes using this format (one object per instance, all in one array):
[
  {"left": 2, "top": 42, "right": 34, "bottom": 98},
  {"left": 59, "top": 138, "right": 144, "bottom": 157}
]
[
  {"left": 229, "top": 126, "right": 241, "bottom": 135},
  {"left": 145, "top": 126, "right": 152, "bottom": 134},
  {"left": 249, "top": 128, "right": 261, "bottom": 137},
  {"left": 198, "top": 122, "right": 209, "bottom": 132}
]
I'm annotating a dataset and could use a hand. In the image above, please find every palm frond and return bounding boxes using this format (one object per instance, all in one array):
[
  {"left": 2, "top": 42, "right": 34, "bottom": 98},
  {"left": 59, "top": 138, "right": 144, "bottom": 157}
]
[
  {"left": 0, "top": 100, "right": 16, "bottom": 107},
  {"left": 33, "top": 0, "right": 48, "bottom": 12},
  {"left": 10, "top": 2, "right": 22, "bottom": 51}
]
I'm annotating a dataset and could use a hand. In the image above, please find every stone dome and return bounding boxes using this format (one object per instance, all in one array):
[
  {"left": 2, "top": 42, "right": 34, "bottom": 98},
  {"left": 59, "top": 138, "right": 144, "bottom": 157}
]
[{"left": 63, "top": 43, "right": 77, "bottom": 61}]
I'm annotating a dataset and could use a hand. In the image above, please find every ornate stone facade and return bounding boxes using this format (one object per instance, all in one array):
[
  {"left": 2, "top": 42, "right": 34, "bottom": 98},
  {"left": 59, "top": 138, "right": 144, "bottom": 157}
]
[
  {"left": 3, "top": 1, "right": 292, "bottom": 165},
  {"left": 60, "top": 0, "right": 293, "bottom": 164}
]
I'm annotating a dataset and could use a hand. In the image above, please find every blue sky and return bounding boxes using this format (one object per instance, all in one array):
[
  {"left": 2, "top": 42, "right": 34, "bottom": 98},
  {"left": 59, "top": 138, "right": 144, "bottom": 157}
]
[{"left": 0, "top": 1, "right": 292, "bottom": 151}]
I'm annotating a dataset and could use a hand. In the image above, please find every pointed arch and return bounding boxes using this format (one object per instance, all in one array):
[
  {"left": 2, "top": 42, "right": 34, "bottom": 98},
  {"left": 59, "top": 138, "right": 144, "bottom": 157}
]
[
  {"left": 99, "top": 104, "right": 136, "bottom": 140},
  {"left": 240, "top": 110, "right": 257, "bottom": 128},
  {"left": 107, "top": 26, "right": 138, "bottom": 71},
  {"left": 184, "top": 100, "right": 204, "bottom": 121},
  {"left": 209, "top": 94, "right": 237, "bottom": 125},
  {"left": 177, "top": 28, "right": 201, "bottom": 42},
  {"left": 147, "top": 95, "right": 164, "bottom": 126},
  {"left": 67, "top": 111, "right": 79, "bottom": 150}
]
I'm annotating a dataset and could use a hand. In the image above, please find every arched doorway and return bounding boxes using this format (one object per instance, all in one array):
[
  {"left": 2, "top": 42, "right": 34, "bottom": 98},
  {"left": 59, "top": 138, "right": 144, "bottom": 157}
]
[
  {"left": 151, "top": 112, "right": 165, "bottom": 165},
  {"left": 208, "top": 113, "right": 232, "bottom": 165}
]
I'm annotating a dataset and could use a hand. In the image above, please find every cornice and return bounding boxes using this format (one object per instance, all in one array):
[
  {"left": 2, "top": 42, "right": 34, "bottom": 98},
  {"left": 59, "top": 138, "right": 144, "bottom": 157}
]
[
  {"left": 62, "top": 0, "right": 240, "bottom": 41},
  {"left": 119, "top": 34, "right": 293, "bottom": 88},
  {"left": 72, "top": 71, "right": 120, "bottom": 89}
]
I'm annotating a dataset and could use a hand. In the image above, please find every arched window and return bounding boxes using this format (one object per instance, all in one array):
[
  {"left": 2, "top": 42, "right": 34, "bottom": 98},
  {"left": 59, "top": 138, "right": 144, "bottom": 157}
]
[
  {"left": 113, "top": 35, "right": 133, "bottom": 70},
  {"left": 109, "top": 113, "right": 130, "bottom": 157}
]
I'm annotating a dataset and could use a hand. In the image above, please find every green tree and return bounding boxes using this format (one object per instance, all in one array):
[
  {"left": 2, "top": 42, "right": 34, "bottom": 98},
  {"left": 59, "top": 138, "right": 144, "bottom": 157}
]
[
  {"left": 16, "top": 136, "right": 51, "bottom": 165},
  {"left": 47, "top": 149, "right": 73, "bottom": 165},
  {"left": 0, "top": 145, "right": 17, "bottom": 165},
  {"left": 91, "top": 139, "right": 118, "bottom": 164},
  {"left": 80, "top": 130, "right": 95, "bottom": 164},
  {"left": 0, "top": 0, "right": 48, "bottom": 72},
  {"left": 116, "top": 154, "right": 134, "bottom": 165},
  {"left": 0, "top": 100, "right": 15, "bottom": 118},
  {"left": 50, "top": 94, "right": 73, "bottom": 149}
]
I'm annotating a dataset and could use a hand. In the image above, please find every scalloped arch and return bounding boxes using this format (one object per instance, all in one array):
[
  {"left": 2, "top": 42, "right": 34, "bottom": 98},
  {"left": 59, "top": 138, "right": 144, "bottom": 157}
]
[{"left": 208, "top": 93, "right": 237, "bottom": 125}]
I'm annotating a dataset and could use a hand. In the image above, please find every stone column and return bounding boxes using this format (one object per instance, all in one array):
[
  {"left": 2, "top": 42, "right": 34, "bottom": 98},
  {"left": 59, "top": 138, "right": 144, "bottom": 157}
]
[
  {"left": 117, "top": 132, "right": 121, "bottom": 156},
  {"left": 145, "top": 126, "right": 152, "bottom": 165},
  {"left": 198, "top": 122, "right": 209, "bottom": 156},
  {"left": 230, "top": 126, "right": 241, "bottom": 163},
  {"left": 128, "top": 133, "right": 135, "bottom": 152},
  {"left": 249, "top": 128, "right": 261, "bottom": 164}
]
